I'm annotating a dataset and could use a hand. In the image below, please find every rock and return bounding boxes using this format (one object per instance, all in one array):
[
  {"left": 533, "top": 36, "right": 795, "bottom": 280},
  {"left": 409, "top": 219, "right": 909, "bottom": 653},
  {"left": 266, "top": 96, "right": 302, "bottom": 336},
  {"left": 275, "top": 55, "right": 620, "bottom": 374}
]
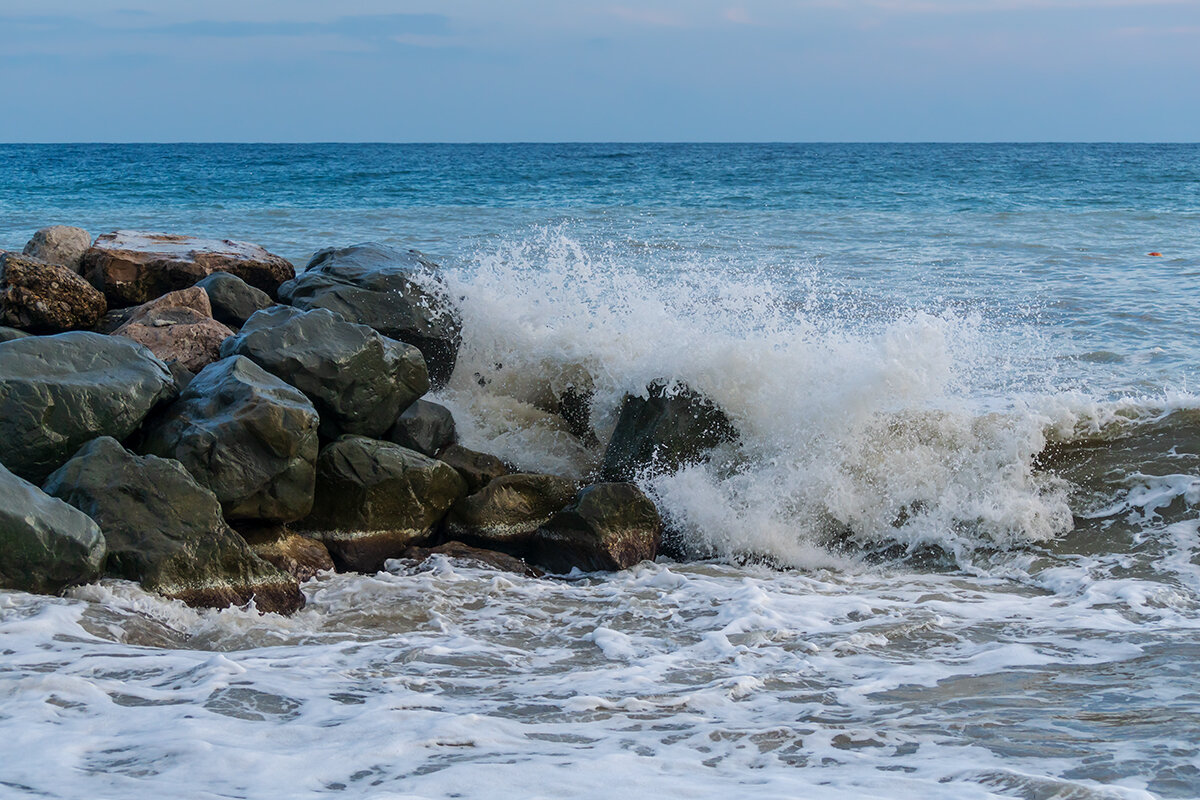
[
  {"left": 600, "top": 380, "right": 738, "bottom": 481},
  {"left": 0, "top": 332, "right": 175, "bottom": 482},
  {"left": 95, "top": 306, "right": 137, "bottom": 333},
  {"left": 168, "top": 362, "right": 195, "bottom": 393},
  {"left": 0, "top": 252, "right": 107, "bottom": 333},
  {"left": 297, "top": 436, "right": 468, "bottom": 572},
  {"left": 140, "top": 356, "right": 320, "bottom": 522},
  {"left": 436, "top": 444, "right": 511, "bottom": 494},
  {"left": 280, "top": 243, "right": 461, "bottom": 388},
  {"left": 387, "top": 399, "right": 457, "bottom": 456},
  {"left": 112, "top": 287, "right": 235, "bottom": 372},
  {"left": 0, "top": 326, "right": 30, "bottom": 342},
  {"left": 81, "top": 230, "right": 294, "bottom": 308},
  {"left": 443, "top": 473, "right": 578, "bottom": 554},
  {"left": 220, "top": 306, "right": 429, "bottom": 439},
  {"left": 530, "top": 483, "right": 661, "bottom": 573},
  {"left": 195, "top": 272, "right": 273, "bottom": 329},
  {"left": 23, "top": 226, "right": 91, "bottom": 273},
  {"left": 236, "top": 523, "right": 334, "bottom": 583},
  {"left": 401, "top": 541, "right": 544, "bottom": 578},
  {"left": 0, "top": 460, "right": 105, "bottom": 594},
  {"left": 43, "top": 437, "right": 303, "bottom": 614}
]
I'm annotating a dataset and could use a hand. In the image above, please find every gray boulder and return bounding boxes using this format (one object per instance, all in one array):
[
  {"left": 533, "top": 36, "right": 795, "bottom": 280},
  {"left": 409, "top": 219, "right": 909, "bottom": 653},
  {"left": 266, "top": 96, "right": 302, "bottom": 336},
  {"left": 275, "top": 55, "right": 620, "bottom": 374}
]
[
  {"left": 280, "top": 243, "right": 461, "bottom": 388},
  {"left": 220, "top": 306, "right": 429, "bottom": 439},
  {"left": 0, "top": 332, "right": 175, "bottom": 482},
  {"left": 436, "top": 444, "right": 510, "bottom": 494},
  {"left": 0, "top": 461, "right": 105, "bottom": 594},
  {"left": 387, "top": 399, "right": 457, "bottom": 456},
  {"left": 1, "top": 252, "right": 107, "bottom": 333},
  {"left": 195, "top": 272, "right": 273, "bottom": 329},
  {"left": 444, "top": 473, "right": 578, "bottom": 554},
  {"left": 530, "top": 483, "right": 661, "bottom": 573},
  {"left": 0, "top": 326, "right": 30, "bottom": 343},
  {"left": 297, "top": 436, "right": 468, "bottom": 572},
  {"left": 43, "top": 437, "right": 303, "bottom": 614},
  {"left": 600, "top": 380, "right": 738, "bottom": 481},
  {"left": 140, "top": 356, "right": 320, "bottom": 522},
  {"left": 23, "top": 226, "right": 91, "bottom": 273}
]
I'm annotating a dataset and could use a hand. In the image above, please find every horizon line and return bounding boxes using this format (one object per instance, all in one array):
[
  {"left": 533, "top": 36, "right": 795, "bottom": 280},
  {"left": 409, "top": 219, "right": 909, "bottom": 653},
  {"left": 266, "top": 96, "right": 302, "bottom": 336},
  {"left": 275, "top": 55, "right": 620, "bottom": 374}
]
[{"left": 2, "top": 140, "right": 1199, "bottom": 146}]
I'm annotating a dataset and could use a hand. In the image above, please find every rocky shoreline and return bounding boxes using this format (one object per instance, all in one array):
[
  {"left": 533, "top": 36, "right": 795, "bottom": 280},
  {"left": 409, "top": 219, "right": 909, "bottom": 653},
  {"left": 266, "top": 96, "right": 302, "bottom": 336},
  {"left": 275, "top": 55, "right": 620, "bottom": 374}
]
[{"left": 0, "top": 227, "right": 736, "bottom": 614}]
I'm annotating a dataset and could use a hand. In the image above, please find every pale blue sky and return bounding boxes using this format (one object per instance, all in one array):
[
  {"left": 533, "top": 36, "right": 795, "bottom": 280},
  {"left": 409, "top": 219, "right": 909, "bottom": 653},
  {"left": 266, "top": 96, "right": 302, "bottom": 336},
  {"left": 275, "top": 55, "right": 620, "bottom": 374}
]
[{"left": 2, "top": 0, "right": 1197, "bottom": 141}]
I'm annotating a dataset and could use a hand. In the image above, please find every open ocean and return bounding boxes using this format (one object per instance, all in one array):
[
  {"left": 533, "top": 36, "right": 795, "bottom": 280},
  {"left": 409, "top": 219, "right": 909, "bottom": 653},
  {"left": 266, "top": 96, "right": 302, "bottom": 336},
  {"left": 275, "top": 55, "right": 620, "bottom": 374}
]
[{"left": 2, "top": 143, "right": 1200, "bottom": 799}]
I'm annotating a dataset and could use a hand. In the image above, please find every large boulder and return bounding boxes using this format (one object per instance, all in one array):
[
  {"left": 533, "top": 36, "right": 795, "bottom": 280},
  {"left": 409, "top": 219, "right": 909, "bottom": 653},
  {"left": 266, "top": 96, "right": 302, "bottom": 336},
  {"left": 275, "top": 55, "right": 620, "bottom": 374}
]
[
  {"left": 195, "top": 272, "right": 273, "bottom": 329},
  {"left": 0, "top": 332, "right": 175, "bottom": 482},
  {"left": 23, "top": 226, "right": 91, "bottom": 273},
  {"left": 140, "top": 356, "right": 320, "bottom": 522},
  {"left": 112, "top": 287, "right": 234, "bottom": 372},
  {"left": 297, "top": 436, "right": 468, "bottom": 572},
  {"left": 0, "top": 252, "right": 107, "bottom": 333},
  {"left": 436, "top": 444, "right": 510, "bottom": 494},
  {"left": 220, "top": 306, "right": 429, "bottom": 439},
  {"left": 530, "top": 483, "right": 661, "bottom": 573},
  {"left": 0, "top": 461, "right": 105, "bottom": 594},
  {"left": 43, "top": 437, "right": 303, "bottom": 614},
  {"left": 443, "top": 473, "right": 578, "bottom": 554},
  {"left": 600, "top": 380, "right": 738, "bottom": 481},
  {"left": 280, "top": 243, "right": 461, "bottom": 388},
  {"left": 82, "top": 230, "right": 295, "bottom": 308},
  {"left": 387, "top": 399, "right": 457, "bottom": 456}
]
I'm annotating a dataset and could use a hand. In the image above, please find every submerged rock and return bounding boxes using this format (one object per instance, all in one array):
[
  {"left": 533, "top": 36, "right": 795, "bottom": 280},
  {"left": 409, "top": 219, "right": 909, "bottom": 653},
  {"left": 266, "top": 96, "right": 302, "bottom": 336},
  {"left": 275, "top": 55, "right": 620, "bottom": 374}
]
[
  {"left": 402, "top": 541, "right": 544, "bottom": 578},
  {"left": 298, "top": 436, "right": 468, "bottom": 572},
  {"left": 195, "top": 272, "right": 273, "bottom": 329},
  {"left": 112, "top": 287, "right": 234, "bottom": 372},
  {"left": 530, "top": 483, "right": 661, "bottom": 573},
  {"left": 280, "top": 243, "right": 461, "bottom": 388},
  {"left": 387, "top": 399, "right": 457, "bottom": 456},
  {"left": 0, "top": 331, "right": 175, "bottom": 482},
  {"left": 444, "top": 473, "right": 578, "bottom": 554},
  {"left": 140, "top": 356, "right": 320, "bottom": 522},
  {"left": 0, "top": 460, "right": 105, "bottom": 594},
  {"left": 0, "top": 252, "right": 107, "bottom": 333},
  {"left": 237, "top": 523, "right": 334, "bottom": 583},
  {"left": 43, "top": 437, "right": 303, "bottom": 614},
  {"left": 82, "top": 230, "right": 294, "bottom": 307},
  {"left": 23, "top": 226, "right": 91, "bottom": 273},
  {"left": 220, "top": 306, "right": 429, "bottom": 439},
  {"left": 600, "top": 380, "right": 738, "bottom": 481}
]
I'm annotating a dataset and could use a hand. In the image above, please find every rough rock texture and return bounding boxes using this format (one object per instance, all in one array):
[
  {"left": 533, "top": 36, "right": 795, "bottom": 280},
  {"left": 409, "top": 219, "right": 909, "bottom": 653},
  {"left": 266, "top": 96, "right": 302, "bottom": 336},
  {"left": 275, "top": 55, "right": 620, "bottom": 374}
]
[
  {"left": 168, "top": 362, "right": 196, "bottom": 393},
  {"left": 436, "top": 444, "right": 510, "bottom": 494},
  {"left": 387, "top": 399, "right": 457, "bottom": 456},
  {"left": 140, "top": 356, "right": 320, "bottom": 522},
  {"left": 237, "top": 523, "right": 334, "bottom": 583},
  {"left": 600, "top": 380, "right": 738, "bottom": 481},
  {"left": 82, "top": 230, "right": 295, "bottom": 308},
  {"left": 298, "top": 436, "right": 468, "bottom": 572},
  {"left": 23, "top": 226, "right": 91, "bottom": 273},
  {"left": 0, "top": 460, "right": 105, "bottom": 594},
  {"left": 0, "top": 326, "right": 30, "bottom": 342},
  {"left": 195, "top": 272, "right": 273, "bottom": 329},
  {"left": 43, "top": 437, "right": 303, "bottom": 613},
  {"left": 444, "top": 473, "right": 578, "bottom": 554},
  {"left": 0, "top": 252, "right": 107, "bottom": 333},
  {"left": 280, "top": 243, "right": 461, "bottom": 388},
  {"left": 402, "top": 541, "right": 544, "bottom": 578},
  {"left": 112, "top": 287, "right": 234, "bottom": 372},
  {"left": 530, "top": 483, "right": 661, "bottom": 573},
  {"left": 0, "top": 332, "right": 175, "bottom": 482},
  {"left": 220, "top": 306, "right": 429, "bottom": 439}
]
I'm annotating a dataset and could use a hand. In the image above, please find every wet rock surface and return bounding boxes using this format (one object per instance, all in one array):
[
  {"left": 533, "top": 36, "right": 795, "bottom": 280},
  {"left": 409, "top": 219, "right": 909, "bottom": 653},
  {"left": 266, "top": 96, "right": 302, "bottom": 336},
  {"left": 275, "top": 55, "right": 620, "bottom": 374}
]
[
  {"left": 140, "top": 355, "right": 320, "bottom": 522},
  {"left": 0, "top": 331, "right": 175, "bottom": 482},
  {"left": 43, "top": 437, "right": 303, "bottom": 614},
  {"left": 530, "top": 483, "right": 662, "bottom": 573},
  {"left": 436, "top": 444, "right": 511, "bottom": 494},
  {"left": 0, "top": 252, "right": 107, "bottom": 333},
  {"left": 237, "top": 523, "right": 334, "bottom": 583},
  {"left": 196, "top": 272, "right": 274, "bottom": 329},
  {"left": 444, "top": 473, "right": 578, "bottom": 553},
  {"left": 387, "top": 399, "right": 457, "bottom": 456},
  {"left": 402, "top": 541, "right": 544, "bottom": 578},
  {"left": 23, "top": 226, "right": 91, "bottom": 273}
]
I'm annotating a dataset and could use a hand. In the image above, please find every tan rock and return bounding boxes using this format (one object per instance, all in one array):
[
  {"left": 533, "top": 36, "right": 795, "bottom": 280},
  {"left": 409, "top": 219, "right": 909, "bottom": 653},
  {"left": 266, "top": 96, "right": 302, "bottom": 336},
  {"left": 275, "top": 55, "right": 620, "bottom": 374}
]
[
  {"left": 113, "top": 287, "right": 233, "bottom": 371},
  {"left": 82, "top": 230, "right": 294, "bottom": 307},
  {"left": 238, "top": 523, "right": 334, "bottom": 583},
  {"left": 402, "top": 541, "right": 544, "bottom": 578},
  {"left": 23, "top": 226, "right": 91, "bottom": 273},
  {"left": 0, "top": 252, "right": 107, "bottom": 332}
]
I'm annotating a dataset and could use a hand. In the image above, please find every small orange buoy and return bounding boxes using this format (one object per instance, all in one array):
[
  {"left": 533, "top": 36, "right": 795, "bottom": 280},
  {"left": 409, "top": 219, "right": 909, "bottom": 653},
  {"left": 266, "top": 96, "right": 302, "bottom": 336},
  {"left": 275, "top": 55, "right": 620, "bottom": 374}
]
[{"left": 1148, "top": 252, "right": 1163, "bottom": 257}]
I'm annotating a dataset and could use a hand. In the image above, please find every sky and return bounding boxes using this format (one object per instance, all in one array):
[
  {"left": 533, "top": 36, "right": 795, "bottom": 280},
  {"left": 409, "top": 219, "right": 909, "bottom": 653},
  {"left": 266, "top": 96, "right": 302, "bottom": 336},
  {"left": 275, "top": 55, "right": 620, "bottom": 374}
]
[{"left": 1, "top": 0, "right": 1198, "bottom": 142}]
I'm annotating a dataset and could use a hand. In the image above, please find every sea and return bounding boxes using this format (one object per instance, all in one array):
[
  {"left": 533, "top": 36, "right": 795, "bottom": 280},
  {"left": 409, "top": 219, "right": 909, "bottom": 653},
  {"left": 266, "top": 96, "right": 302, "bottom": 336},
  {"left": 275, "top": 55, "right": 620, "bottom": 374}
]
[{"left": 1, "top": 143, "right": 1199, "bottom": 799}]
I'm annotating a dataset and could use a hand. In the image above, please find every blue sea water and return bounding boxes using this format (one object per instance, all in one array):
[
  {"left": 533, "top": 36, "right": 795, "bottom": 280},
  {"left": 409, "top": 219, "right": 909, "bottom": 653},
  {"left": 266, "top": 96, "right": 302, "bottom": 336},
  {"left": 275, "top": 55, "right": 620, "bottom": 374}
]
[{"left": 2, "top": 144, "right": 1200, "bottom": 799}]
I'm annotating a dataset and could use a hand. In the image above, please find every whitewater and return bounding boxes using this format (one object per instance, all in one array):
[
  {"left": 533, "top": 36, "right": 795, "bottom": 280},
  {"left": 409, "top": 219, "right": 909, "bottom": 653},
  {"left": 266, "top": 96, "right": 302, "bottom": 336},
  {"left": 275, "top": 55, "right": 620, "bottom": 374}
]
[{"left": 2, "top": 143, "right": 1199, "bottom": 799}]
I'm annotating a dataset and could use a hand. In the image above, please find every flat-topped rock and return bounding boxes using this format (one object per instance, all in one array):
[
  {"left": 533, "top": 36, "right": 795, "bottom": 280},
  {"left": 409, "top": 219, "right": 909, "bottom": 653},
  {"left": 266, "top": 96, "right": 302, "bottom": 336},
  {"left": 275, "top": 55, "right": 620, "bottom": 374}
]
[
  {"left": 23, "top": 226, "right": 91, "bottom": 273},
  {"left": 0, "top": 331, "right": 175, "bottom": 482},
  {"left": 0, "top": 252, "right": 107, "bottom": 333},
  {"left": 112, "top": 287, "right": 234, "bottom": 372},
  {"left": 82, "top": 230, "right": 294, "bottom": 308}
]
